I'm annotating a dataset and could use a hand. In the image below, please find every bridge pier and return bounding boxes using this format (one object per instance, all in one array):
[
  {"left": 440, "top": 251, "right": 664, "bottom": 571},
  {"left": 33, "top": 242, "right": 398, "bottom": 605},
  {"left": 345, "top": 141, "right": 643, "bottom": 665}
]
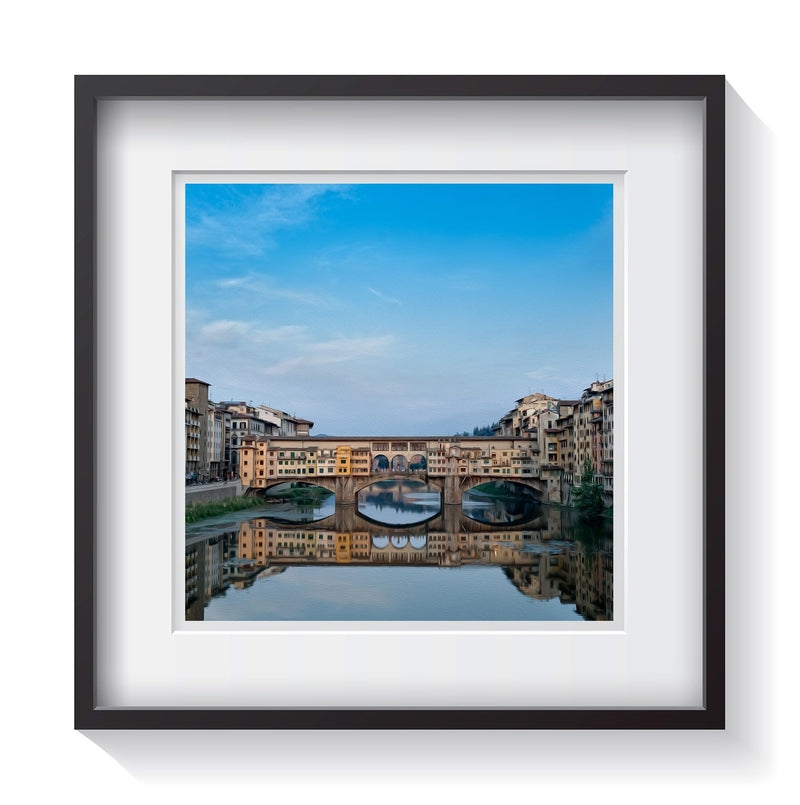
[
  {"left": 335, "top": 475, "right": 357, "bottom": 505},
  {"left": 443, "top": 475, "right": 462, "bottom": 506}
]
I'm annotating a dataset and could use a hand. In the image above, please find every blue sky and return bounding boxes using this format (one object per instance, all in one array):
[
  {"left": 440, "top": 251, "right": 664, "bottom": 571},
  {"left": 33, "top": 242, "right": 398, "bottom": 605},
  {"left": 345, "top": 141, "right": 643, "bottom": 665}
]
[{"left": 185, "top": 183, "right": 612, "bottom": 435}]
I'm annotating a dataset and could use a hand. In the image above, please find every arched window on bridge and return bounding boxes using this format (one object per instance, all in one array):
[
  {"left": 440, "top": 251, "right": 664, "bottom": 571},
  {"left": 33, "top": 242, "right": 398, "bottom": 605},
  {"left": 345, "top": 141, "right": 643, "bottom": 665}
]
[
  {"left": 391, "top": 455, "right": 407, "bottom": 472},
  {"left": 409, "top": 453, "right": 427, "bottom": 471},
  {"left": 372, "top": 454, "right": 389, "bottom": 472}
]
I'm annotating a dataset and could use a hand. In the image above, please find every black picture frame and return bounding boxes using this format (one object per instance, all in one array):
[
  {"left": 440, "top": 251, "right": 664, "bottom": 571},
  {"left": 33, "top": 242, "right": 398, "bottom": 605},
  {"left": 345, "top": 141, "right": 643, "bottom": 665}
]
[{"left": 75, "top": 75, "right": 725, "bottom": 730}]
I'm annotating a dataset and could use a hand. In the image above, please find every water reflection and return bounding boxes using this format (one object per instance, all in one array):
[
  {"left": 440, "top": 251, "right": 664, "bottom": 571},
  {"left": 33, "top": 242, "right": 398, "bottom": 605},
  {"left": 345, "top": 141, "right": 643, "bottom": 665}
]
[
  {"left": 186, "top": 487, "right": 613, "bottom": 622},
  {"left": 357, "top": 479, "right": 441, "bottom": 524},
  {"left": 462, "top": 485, "right": 540, "bottom": 525},
  {"left": 461, "top": 500, "right": 540, "bottom": 525},
  {"left": 256, "top": 487, "right": 335, "bottom": 524}
]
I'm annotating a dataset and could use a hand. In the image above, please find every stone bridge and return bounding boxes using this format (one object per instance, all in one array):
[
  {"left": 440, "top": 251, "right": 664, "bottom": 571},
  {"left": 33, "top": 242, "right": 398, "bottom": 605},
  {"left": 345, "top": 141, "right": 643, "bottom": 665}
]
[
  {"left": 250, "top": 471, "right": 547, "bottom": 506},
  {"left": 239, "top": 436, "right": 553, "bottom": 503},
  {"left": 309, "top": 501, "right": 549, "bottom": 535}
]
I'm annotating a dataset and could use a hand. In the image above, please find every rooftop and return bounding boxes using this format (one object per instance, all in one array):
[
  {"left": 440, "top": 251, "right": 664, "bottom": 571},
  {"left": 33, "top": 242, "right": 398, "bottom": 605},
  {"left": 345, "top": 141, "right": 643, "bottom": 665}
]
[{"left": 515, "top": 392, "right": 556, "bottom": 404}]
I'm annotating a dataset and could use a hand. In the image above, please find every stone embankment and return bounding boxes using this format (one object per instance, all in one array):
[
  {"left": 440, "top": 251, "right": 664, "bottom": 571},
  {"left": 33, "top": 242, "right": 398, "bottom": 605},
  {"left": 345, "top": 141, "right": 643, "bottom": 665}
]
[{"left": 185, "top": 479, "right": 242, "bottom": 504}]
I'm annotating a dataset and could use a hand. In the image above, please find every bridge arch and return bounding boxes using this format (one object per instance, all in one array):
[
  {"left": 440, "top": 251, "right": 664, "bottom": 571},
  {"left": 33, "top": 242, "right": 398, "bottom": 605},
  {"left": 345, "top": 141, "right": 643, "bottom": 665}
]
[
  {"left": 409, "top": 453, "right": 427, "bottom": 470},
  {"left": 371, "top": 454, "right": 389, "bottom": 471},
  {"left": 456, "top": 475, "right": 546, "bottom": 502},
  {"left": 251, "top": 477, "right": 338, "bottom": 497},
  {"left": 391, "top": 455, "right": 407, "bottom": 472},
  {"left": 351, "top": 474, "right": 443, "bottom": 498}
]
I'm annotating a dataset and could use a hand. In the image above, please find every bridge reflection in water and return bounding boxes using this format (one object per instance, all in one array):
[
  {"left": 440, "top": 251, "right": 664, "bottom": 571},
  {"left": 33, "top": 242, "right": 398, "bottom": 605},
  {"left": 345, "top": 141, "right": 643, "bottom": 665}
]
[{"left": 185, "top": 499, "right": 612, "bottom": 622}]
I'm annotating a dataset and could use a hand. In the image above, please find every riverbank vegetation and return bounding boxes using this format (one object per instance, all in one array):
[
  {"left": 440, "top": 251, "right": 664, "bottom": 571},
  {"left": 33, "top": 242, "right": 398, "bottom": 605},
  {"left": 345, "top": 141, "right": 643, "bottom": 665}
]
[
  {"left": 185, "top": 495, "right": 274, "bottom": 523},
  {"left": 571, "top": 457, "right": 609, "bottom": 518},
  {"left": 186, "top": 485, "right": 334, "bottom": 523},
  {"left": 264, "top": 485, "right": 334, "bottom": 505}
]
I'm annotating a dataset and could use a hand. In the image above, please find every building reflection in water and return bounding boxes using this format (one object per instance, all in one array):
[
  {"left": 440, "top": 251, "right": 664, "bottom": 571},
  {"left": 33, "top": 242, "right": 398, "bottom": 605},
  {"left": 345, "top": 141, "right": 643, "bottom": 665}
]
[
  {"left": 185, "top": 504, "right": 612, "bottom": 622},
  {"left": 357, "top": 479, "right": 442, "bottom": 524}
]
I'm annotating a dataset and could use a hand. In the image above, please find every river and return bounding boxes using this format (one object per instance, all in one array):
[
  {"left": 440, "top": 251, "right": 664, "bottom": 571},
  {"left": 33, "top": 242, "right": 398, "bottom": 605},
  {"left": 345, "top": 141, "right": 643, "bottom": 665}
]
[{"left": 185, "top": 480, "right": 612, "bottom": 622}]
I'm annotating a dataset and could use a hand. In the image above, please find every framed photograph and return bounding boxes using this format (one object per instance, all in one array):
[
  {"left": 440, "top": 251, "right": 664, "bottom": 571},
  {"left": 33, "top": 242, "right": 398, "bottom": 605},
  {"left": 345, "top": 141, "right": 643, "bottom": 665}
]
[{"left": 75, "top": 76, "right": 725, "bottom": 729}]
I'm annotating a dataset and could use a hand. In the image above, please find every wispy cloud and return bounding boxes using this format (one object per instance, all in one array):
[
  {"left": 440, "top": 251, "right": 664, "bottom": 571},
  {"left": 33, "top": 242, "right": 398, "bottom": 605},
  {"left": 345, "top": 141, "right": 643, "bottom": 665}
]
[
  {"left": 217, "top": 277, "right": 250, "bottom": 289},
  {"left": 524, "top": 366, "right": 556, "bottom": 380},
  {"left": 186, "top": 184, "right": 351, "bottom": 258},
  {"left": 260, "top": 335, "right": 395, "bottom": 376},
  {"left": 212, "top": 273, "right": 328, "bottom": 307},
  {"left": 197, "top": 320, "right": 307, "bottom": 349},
  {"left": 368, "top": 287, "right": 402, "bottom": 305}
]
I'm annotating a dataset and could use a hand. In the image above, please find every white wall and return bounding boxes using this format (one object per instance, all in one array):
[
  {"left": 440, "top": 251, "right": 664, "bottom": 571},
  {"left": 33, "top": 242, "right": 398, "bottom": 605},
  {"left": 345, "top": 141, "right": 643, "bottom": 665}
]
[{"left": 2, "top": 2, "right": 796, "bottom": 802}]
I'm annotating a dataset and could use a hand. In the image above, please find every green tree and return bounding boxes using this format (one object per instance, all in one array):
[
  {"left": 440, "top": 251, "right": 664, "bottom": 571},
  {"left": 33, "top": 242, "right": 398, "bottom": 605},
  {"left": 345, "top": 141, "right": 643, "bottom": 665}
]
[{"left": 571, "top": 456, "right": 605, "bottom": 517}]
